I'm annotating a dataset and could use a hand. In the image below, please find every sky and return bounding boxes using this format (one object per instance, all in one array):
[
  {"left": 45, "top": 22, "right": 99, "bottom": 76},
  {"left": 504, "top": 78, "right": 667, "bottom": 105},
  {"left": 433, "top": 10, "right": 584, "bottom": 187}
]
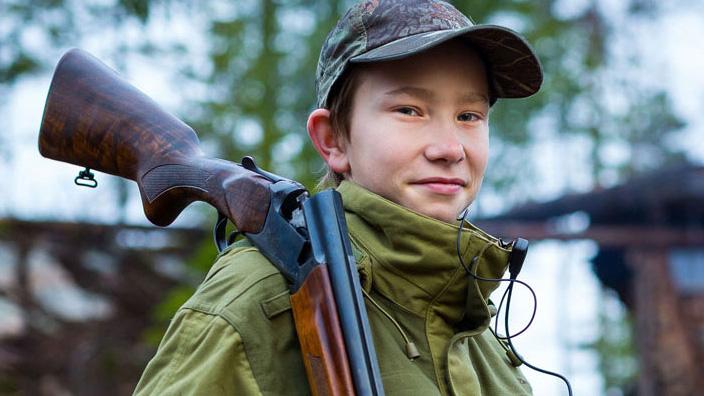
[{"left": 1, "top": 1, "right": 704, "bottom": 395}]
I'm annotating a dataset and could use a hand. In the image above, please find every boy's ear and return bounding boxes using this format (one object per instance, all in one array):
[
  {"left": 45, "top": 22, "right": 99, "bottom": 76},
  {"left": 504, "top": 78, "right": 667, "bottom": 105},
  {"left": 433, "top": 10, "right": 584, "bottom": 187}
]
[{"left": 306, "top": 108, "right": 350, "bottom": 174}]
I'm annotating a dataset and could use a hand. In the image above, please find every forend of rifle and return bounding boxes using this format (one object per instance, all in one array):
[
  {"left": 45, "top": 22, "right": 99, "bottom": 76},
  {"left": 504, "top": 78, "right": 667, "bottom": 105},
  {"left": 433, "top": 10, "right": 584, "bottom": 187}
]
[{"left": 38, "top": 48, "right": 271, "bottom": 232}]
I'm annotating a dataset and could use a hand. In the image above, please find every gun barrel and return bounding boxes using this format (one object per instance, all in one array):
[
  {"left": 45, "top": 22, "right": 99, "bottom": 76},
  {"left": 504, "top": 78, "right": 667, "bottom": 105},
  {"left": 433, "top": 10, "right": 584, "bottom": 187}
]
[{"left": 303, "top": 190, "right": 385, "bottom": 395}]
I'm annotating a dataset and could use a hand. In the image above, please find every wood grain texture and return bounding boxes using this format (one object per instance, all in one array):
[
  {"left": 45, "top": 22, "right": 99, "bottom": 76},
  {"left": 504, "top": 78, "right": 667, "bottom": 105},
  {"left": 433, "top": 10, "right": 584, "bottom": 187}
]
[
  {"left": 38, "top": 49, "right": 270, "bottom": 232},
  {"left": 291, "top": 265, "right": 356, "bottom": 396}
]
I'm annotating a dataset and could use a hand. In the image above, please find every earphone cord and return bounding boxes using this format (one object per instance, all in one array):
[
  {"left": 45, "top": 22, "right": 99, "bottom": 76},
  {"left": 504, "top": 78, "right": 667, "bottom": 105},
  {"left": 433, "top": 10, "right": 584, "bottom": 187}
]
[
  {"left": 456, "top": 215, "right": 573, "bottom": 396},
  {"left": 503, "top": 280, "right": 573, "bottom": 396}
]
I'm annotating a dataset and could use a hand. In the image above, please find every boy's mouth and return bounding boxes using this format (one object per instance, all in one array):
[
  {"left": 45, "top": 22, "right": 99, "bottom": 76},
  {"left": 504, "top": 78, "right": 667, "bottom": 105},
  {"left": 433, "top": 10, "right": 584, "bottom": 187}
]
[{"left": 412, "top": 177, "right": 466, "bottom": 195}]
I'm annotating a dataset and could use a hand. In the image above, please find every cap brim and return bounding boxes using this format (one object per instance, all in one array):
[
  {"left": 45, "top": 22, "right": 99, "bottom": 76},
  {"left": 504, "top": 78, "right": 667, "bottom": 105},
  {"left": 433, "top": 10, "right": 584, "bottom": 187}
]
[{"left": 350, "top": 25, "right": 543, "bottom": 99}]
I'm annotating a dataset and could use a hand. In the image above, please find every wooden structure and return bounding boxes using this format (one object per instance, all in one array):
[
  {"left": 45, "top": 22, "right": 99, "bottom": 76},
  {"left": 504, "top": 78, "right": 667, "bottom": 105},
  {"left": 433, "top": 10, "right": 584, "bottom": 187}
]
[
  {"left": 0, "top": 218, "right": 206, "bottom": 395},
  {"left": 477, "top": 164, "right": 704, "bottom": 396}
]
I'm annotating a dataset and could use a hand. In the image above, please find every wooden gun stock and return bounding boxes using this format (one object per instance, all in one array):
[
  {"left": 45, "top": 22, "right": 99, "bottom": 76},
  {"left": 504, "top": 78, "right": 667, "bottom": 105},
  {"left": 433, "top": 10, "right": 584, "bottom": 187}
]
[
  {"left": 291, "top": 265, "right": 356, "bottom": 395},
  {"left": 38, "top": 48, "right": 270, "bottom": 233},
  {"left": 38, "top": 49, "right": 383, "bottom": 395}
]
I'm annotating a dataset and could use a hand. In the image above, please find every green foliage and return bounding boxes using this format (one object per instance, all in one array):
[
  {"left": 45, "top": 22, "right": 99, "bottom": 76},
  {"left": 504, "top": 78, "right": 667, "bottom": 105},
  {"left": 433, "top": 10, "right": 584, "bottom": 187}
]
[
  {"left": 118, "top": 0, "right": 152, "bottom": 22},
  {"left": 187, "top": 0, "right": 345, "bottom": 190},
  {"left": 0, "top": 52, "right": 40, "bottom": 85}
]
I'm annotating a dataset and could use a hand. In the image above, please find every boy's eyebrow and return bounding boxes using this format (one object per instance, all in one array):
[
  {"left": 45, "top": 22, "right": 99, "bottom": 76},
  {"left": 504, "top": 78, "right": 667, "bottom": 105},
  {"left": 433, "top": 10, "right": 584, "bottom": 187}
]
[
  {"left": 459, "top": 92, "right": 490, "bottom": 105},
  {"left": 384, "top": 86, "right": 437, "bottom": 101},
  {"left": 384, "top": 86, "right": 489, "bottom": 105}
]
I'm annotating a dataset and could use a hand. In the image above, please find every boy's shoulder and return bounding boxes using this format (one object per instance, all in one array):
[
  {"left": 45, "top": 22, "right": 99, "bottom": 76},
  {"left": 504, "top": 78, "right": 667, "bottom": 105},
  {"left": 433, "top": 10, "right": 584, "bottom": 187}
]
[
  {"left": 182, "top": 239, "right": 292, "bottom": 328},
  {"left": 145, "top": 240, "right": 308, "bottom": 395}
]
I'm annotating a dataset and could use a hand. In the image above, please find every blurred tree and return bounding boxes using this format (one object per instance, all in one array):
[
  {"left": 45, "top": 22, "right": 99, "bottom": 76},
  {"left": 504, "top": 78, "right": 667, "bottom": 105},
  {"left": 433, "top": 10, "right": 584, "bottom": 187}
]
[
  {"left": 0, "top": 0, "right": 692, "bottom": 393},
  {"left": 0, "top": 0, "right": 196, "bottom": 164},
  {"left": 173, "top": 0, "right": 689, "bottom": 210},
  {"left": 1, "top": 0, "right": 163, "bottom": 86},
  {"left": 0, "top": 0, "right": 688, "bottom": 197},
  {"left": 452, "top": 0, "right": 686, "bottom": 208},
  {"left": 185, "top": 0, "right": 344, "bottom": 189}
]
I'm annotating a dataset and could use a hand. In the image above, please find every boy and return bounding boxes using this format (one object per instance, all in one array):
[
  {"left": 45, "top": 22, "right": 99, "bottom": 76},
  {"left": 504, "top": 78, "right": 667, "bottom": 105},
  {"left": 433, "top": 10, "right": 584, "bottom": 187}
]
[{"left": 135, "top": 0, "right": 542, "bottom": 394}]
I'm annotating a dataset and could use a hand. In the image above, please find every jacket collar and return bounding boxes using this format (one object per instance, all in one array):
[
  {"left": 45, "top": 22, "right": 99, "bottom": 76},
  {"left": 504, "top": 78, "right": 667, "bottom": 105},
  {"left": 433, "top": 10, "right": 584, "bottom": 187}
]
[{"left": 337, "top": 181, "right": 512, "bottom": 331}]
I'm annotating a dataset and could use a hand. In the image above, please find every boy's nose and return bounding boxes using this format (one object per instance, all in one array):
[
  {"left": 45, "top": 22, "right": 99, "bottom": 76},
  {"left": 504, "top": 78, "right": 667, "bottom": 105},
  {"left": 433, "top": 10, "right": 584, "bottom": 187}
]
[{"left": 424, "top": 131, "right": 466, "bottom": 164}]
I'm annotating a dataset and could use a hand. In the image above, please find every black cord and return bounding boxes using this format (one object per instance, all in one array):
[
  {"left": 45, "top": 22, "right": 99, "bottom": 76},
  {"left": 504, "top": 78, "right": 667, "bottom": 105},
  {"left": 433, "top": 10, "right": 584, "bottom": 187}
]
[
  {"left": 456, "top": 210, "right": 573, "bottom": 396},
  {"left": 492, "top": 275, "right": 537, "bottom": 340},
  {"left": 494, "top": 285, "right": 510, "bottom": 337},
  {"left": 504, "top": 281, "right": 573, "bottom": 396}
]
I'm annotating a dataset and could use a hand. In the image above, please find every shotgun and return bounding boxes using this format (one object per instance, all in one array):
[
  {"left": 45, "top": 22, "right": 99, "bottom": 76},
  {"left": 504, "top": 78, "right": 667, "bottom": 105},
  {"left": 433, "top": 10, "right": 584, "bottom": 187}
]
[{"left": 38, "top": 48, "right": 384, "bottom": 396}]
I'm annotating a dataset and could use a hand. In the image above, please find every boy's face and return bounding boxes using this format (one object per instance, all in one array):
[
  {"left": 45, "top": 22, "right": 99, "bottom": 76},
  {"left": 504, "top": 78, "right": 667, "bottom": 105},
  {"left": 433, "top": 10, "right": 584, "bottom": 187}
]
[{"left": 336, "top": 40, "right": 490, "bottom": 223}]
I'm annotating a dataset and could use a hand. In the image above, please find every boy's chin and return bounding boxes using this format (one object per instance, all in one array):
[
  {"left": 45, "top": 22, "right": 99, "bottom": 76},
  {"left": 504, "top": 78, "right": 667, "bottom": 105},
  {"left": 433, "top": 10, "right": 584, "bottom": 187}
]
[{"left": 402, "top": 187, "right": 474, "bottom": 224}]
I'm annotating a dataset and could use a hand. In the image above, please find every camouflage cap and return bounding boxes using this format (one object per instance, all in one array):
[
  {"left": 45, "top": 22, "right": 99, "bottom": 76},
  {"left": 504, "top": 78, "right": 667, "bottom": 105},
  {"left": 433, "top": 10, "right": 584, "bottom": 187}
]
[{"left": 315, "top": 0, "right": 543, "bottom": 108}]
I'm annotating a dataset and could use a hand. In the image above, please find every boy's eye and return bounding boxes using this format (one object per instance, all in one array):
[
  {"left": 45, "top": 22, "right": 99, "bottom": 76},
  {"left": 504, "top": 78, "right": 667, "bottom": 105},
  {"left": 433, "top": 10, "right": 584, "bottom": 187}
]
[
  {"left": 457, "top": 112, "right": 480, "bottom": 122},
  {"left": 396, "top": 107, "right": 419, "bottom": 116}
]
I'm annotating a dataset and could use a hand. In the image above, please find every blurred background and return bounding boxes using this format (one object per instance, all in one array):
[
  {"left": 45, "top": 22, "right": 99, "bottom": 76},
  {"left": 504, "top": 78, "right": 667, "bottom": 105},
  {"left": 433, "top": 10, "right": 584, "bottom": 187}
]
[{"left": 1, "top": 0, "right": 703, "bottom": 395}]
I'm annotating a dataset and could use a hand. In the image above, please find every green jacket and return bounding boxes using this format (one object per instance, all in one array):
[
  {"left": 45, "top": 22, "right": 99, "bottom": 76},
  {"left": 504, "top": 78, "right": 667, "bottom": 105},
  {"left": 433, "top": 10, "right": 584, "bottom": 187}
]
[{"left": 134, "top": 181, "right": 532, "bottom": 395}]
